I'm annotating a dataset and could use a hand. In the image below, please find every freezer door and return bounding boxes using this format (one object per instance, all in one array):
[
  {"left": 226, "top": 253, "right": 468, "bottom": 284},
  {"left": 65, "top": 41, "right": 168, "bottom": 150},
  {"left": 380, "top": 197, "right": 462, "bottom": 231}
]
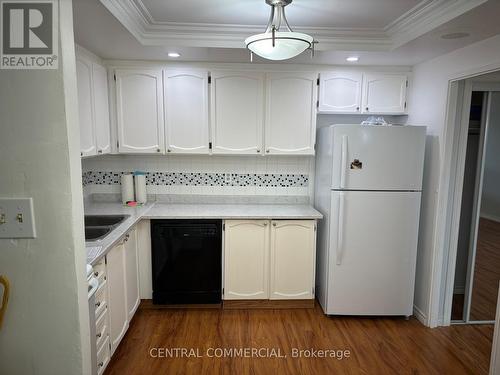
[
  {"left": 327, "top": 191, "right": 421, "bottom": 316},
  {"left": 331, "top": 125, "right": 426, "bottom": 190}
]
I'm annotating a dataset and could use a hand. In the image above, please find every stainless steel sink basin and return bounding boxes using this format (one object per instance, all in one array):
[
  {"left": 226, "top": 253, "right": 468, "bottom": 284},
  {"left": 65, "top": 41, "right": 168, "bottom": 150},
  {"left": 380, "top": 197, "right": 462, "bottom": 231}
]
[
  {"left": 85, "top": 226, "right": 112, "bottom": 241},
  {"left": 84, "top": 215, "right": 130, "bottom": 242},
  {"left": 84, "top": 215, "right": 129, "bottom": 227}
]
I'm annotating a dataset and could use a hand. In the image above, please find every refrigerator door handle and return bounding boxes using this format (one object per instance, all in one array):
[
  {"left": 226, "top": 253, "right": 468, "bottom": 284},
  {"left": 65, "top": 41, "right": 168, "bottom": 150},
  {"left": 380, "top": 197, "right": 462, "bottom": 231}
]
[
  {"left": 336, "top": 192, "right": 345, "bottom": 266},
  {"left": 340, "top": 135, "right": 348, "bottom": 189}
]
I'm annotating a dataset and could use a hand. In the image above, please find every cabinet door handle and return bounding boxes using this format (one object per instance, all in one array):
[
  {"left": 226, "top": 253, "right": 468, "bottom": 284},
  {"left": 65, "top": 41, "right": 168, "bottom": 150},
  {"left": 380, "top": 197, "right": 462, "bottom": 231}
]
[
  {"left": 96, "top": 332, "right": 102, "bottom": 338},
  {"left": 356, "top": 106, "right": 360, "bottom": 111},
  {"left": 94, "top": 271, "right": 99, "bottom": 277},
  {"left": 98, "top": 150, "right": 102, "bottom": 154},
  {"left": 365, "top": 107, "right": 369, "bottom": 111},
  {"left": 98, "top": 362, "right": 104, "bottom": 368},
  {"left": 272, "top": 222, "right": 277, "bottom": 227},
  {"left": 156, "top": 148, "right": 161, "bottom": 153},
  {"left": 95, "top": 302, "right": 101, "bottom": 307}
]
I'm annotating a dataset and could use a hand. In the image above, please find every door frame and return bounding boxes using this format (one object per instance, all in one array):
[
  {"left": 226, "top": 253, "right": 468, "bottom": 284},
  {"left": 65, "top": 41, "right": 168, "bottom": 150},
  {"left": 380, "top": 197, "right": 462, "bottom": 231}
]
[{"left": 437, "top": 76, "right": 500, "bottom": 326}]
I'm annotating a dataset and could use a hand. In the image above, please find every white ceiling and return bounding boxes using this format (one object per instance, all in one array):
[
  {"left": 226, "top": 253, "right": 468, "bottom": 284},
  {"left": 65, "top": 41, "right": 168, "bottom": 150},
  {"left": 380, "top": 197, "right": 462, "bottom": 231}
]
[
  {"left": 138, "top": 0, "right": 421, "bottom": 29},
  {"left": 73, "top": 0, "right": 500, "bottom": 66}
]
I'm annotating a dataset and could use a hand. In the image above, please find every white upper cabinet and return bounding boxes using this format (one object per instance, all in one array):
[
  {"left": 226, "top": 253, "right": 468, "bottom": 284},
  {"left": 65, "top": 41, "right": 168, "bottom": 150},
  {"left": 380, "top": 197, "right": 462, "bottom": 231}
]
[
  {"left": 76, "top": 57, "right": 96, "bottom": 157},
  {"left": 164, "top": 70, "right": 209, "bottom": 154},
  {"left": 115, "top": 69, "right": 165, "bottom": 154},
  {"left": 210, "top": 71, "right": 264, "bottom": 154},
  {"left": 265, "top": 72, "right": 317, "bottom": 155},
  {"left": 92, "top": 63, "right": 111, "bottom": 155},
  {"left": 269, "top": 220, "right": 316, "bottom": 300},
  {"left": 224, "top": 220, "right": 270, "bottom": 300},
  {"left": 362, "top": 74, "right": 408, "bottom": 114},
  {"left": 76, "top": 48, "right": 111, "bottom": 158},
  {"left": 318, "top": 72, "right": 362, "bottom": 114}
]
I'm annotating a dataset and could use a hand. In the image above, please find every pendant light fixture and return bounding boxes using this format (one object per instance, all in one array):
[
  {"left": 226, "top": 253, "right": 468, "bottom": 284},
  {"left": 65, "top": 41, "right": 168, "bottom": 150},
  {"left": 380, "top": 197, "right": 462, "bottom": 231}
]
[{"left": 245, "top": 0, "right": 316, "bottom": 61}]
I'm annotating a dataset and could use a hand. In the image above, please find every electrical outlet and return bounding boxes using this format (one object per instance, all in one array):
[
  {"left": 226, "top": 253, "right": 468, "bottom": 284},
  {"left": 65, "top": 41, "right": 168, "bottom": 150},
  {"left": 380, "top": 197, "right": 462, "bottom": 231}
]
[{"left": 0, "top": 198, "right": 36, "bottom": 239}]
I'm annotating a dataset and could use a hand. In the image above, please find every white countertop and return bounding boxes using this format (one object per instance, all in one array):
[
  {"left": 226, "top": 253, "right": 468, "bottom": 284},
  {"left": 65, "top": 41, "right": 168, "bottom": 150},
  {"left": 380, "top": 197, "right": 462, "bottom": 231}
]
[
  {"left": 144, "top": 203, "right": 323, "bottom": 220},
  {"left": 85, "top": 201, "right": 322, "bottom": 266}
]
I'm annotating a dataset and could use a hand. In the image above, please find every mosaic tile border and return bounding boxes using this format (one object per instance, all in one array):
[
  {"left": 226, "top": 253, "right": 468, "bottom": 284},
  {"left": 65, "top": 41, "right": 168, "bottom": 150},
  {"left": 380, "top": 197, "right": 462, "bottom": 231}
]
[{"left": 82, "top": 171, "right": 308, "bottom": 188}]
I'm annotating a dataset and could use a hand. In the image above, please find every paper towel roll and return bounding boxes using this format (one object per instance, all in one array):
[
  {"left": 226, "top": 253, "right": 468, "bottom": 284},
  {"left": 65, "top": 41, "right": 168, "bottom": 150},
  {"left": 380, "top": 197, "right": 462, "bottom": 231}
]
[
  {"left": 121, "top": 174, "right": 134, "bottom": 204},
  {"left": 134, "top": 175, "right": 147, "bottom": 204}
]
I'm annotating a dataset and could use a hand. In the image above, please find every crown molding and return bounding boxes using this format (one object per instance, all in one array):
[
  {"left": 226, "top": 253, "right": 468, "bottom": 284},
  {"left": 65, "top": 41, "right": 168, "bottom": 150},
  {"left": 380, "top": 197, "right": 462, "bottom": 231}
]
[
  {"left": 99, "top": 0, "right": 487, "bottom": 52},
  {"left": 386, "top": 0, "right": 489, "bottom": 48}
]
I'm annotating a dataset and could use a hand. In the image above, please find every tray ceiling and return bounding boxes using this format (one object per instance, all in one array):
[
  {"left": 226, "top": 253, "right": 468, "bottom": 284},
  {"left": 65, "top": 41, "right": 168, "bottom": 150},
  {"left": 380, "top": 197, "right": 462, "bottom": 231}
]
[
  {"left": 99, "top": 0, "right": 488, "bottom": 51},
  {"left": 138, "top": 0, "right": 421, "bottom": 29}
]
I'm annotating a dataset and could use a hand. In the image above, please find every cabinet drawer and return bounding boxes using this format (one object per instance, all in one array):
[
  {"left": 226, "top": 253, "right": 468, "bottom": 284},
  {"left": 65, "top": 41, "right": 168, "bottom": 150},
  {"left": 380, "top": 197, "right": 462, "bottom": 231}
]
[
  {"left": 96, "top": 335, "right": 110, "bottom": 375},
  {"left": 94, "top": 281, "right": 108, "bottom": 318},
  {"left": 93, "top": 258, "right": 106, "bottom": 285},
  {"left": 95, "top": 308, "right": 109, "bottom": 349}
]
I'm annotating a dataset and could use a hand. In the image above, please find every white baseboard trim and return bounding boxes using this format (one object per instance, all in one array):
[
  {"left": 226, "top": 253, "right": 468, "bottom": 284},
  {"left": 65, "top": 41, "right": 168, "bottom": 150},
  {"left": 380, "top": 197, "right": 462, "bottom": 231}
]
[
  {"left": 413, "top": 305, "right": 428, "bottom": 326},
  {"left": 480, "top": 213, "right": 500, "bottom": 223}
]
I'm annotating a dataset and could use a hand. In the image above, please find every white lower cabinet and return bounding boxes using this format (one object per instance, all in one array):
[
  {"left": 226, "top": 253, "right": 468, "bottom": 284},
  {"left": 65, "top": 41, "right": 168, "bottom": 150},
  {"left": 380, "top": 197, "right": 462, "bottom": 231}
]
[
  {"left": 96, "top": 335, "right": 111, "bottom": 375},
  {"left": 124, "top": 227, "right": 140, "bottom": 320},
  {"left": 91, "top": 226, "right": 140, "bottom": 373},
  {"left": 223, "top": 219, "right": 316, "bottom": 301},
  {"left": 269, "top": 220, "right": 316, "bottom": 300},
  {"left": 105, "top": 226, "right": 140, "bottom": 356},
  {"left": 106, "top": 241, "right": 128, "bottom": 354},
  {"left": 224, "top": 220, "right": 270, "bottom": 299}
]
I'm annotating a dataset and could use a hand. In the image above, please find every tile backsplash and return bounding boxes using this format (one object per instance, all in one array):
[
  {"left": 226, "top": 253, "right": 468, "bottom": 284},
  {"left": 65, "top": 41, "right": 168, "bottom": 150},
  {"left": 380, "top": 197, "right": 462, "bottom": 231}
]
[{"left": 82, "top": 155, "right": 315, "bottom": 199}]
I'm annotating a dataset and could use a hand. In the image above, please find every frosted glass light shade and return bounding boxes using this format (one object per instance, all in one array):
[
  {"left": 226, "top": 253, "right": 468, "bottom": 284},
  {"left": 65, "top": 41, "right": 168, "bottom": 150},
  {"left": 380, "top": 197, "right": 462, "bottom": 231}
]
[{"left": 245, "top": 31, "right": 313, "bottom": 61}]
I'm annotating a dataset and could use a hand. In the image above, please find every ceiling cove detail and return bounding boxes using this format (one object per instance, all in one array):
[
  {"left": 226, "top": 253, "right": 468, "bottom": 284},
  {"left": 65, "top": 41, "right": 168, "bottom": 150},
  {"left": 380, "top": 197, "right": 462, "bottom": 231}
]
[{"left": 99, "top": 0, "right": 488, "bottom": 52}]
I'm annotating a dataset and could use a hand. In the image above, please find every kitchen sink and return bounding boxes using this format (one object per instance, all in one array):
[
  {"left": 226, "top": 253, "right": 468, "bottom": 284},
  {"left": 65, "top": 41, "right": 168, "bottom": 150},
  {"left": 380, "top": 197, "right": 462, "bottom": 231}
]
[
  {"left": 85, "top": 226, "right": 112, "bottom": 241},
  {"left": 84, "top": 215, "right": 129, "bottom": 227},
  {"left": 84, "top": 215, "right": 130, "bottom": 242}
]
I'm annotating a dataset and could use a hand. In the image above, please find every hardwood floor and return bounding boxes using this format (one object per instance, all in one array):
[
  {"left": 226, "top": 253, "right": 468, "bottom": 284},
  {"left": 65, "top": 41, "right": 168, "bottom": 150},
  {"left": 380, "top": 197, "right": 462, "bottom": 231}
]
[
  {"left": 470, "top": 218, "right": 500, "bottom": 321},
  {"left": 105, "top": 303, "right": 494, "bottom": 375}
]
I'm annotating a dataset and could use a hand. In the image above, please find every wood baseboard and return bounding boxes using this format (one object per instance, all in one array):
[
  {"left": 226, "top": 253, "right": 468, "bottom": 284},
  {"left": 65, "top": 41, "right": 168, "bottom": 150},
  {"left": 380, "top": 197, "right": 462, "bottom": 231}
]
[
  {"left": 139, "top": 299, "right": 222, "bottom": 309},
  {"left": 223, "top": 299, "right": 315, "bottom": 309}
]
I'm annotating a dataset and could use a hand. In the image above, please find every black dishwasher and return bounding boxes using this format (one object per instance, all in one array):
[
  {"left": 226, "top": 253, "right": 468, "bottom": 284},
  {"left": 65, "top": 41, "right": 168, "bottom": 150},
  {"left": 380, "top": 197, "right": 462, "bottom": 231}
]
[{"left": 151, "top": 220, "right": 222, "bottom": 304}]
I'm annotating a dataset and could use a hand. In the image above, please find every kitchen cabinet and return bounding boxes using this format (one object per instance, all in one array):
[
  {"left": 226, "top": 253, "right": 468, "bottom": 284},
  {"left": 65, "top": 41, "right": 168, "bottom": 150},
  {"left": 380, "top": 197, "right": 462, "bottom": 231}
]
[
  {"left": 362, "top": 74, "right": 408, "bottom": 114},
  {"left": 223, "top": 220, "right": 270, "bottom": 299},
  {"left": 106, "top": 241, "right": 128, "bottom": 354},
  {"left": 210, "top": 71, "right": 264, "bottom": 154},
  {"left": 76, "top": 56, "right": 96, "bottom": 157},
  {"left": 318, "top": 72, "right": 362, "bottom": 113},
  {"left": 164, "top": 70, "right": 209, "bottom": 154},
  {"left": 269, "top": 220, "right": 316, "bottom": 300},
  {"left": 115, "top": 69, "right": 165, "bottom": 154},
  {"left": 92, "top": 63, "right": 111, "bottom": 154},
  {"left": 76, "top": 50, "right": 111, "bottom": 157},
  {"left": 123, "top": 227, "right": 140, "bottom": 321},
  {"left": 265, "top": 72, "right": 317, "bottom": 155},
  {"left": 223, "top": 219, "right": 316, "bottom": 301}
]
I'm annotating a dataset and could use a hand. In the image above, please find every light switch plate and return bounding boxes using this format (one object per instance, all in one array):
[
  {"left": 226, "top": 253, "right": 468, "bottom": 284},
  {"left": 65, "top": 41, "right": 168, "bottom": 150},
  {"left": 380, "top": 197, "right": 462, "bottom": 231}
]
[{"left": 0, "top": 198, "right": 37, "bottom": 239}]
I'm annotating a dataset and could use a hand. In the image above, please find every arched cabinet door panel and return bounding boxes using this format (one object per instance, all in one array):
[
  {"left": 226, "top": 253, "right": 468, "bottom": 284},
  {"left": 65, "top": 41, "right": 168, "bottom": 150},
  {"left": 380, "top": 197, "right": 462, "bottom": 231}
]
[{"left": 115, "top": 69, "right": 165, "bottom": 154}]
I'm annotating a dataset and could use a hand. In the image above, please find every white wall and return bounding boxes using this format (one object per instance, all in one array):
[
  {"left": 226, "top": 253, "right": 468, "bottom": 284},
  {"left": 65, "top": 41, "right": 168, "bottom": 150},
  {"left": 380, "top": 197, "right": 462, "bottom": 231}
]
[
  {"left": 481, "top": 92, "right": 500, "bottom": 222},
  {"left": 408, "top": 34, "right": 500, "bottom": 326},
  {"left": 0, "top": 1, "right": 91, "bottom": 374}
]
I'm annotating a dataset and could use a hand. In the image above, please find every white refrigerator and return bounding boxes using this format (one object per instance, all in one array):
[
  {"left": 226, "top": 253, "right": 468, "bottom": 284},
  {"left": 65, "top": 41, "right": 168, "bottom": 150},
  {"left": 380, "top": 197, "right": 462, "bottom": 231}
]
[{"left": 314, "top": 124, "right": 426, "bottom": 316}]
